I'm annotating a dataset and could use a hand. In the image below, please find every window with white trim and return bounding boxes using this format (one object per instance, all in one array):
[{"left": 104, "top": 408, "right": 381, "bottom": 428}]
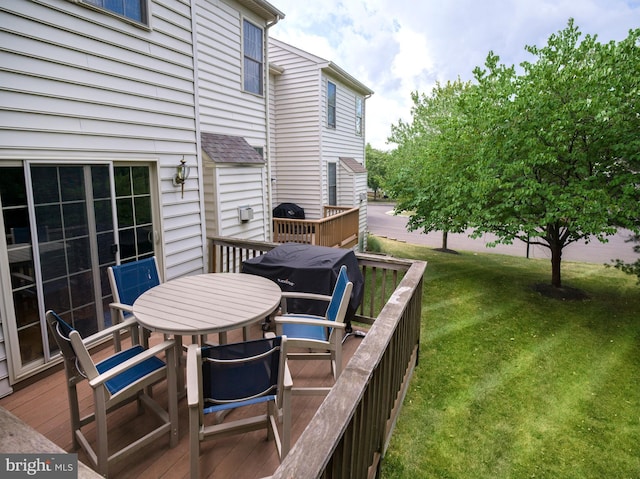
[
  {"left": 327, "top": 81, "right": 337, "bottom": 128},
  {"left": 243, "top": 20, "right": 264, "bottom": 95},
  {"left": 81, "top": 0, "right": 148, "bottom": 24},
  {"left": 328, "top": 162, "right": 337, "bottom": 205},
  {"left": 355, "top": 97, "right": 363, "bottom": 136}
]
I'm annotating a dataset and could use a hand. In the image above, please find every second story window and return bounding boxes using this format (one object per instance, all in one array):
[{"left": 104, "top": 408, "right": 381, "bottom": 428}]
[
  {"left": 327, "top": 81, "right": 337, "bottom": 128},
  {"left": 82, "top": 0, "right": 147, "bottom": 24},
  {"left": 243, "top": 20, "right": 264, "bottom": 95},
  {"left": 355, "top": 97, "right": 363, "bottom": 136},
  {"left": 328, "top": 162, "right": 337, "bottom": 205}
]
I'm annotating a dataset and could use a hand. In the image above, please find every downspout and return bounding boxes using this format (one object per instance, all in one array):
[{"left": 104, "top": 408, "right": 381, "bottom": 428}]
[
  {"left": 264, "top": 14, "right": 281, "bottom": 242},
  {"left": 189, "top": 0, "right": 206, "bottom": 270}
]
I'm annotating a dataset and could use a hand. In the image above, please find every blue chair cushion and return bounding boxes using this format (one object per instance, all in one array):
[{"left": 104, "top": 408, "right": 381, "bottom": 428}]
[
  {"left": 281, "top": 316, "right": 329, "bottom": 341},
  {"left": 96, "top": 345, "right": 165, "bottom": 394}
]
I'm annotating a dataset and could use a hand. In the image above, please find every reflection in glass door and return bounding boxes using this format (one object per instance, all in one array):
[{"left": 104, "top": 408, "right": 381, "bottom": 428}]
[{"left": 31, "top": 165, "right": 115, "bottom": 339}]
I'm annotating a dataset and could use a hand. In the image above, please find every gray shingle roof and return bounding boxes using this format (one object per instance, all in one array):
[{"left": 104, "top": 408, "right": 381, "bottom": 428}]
[
  {"left": 340, "top": 157, "right": 367, "bottom": 173},
  {"left": 201, "top": 133, "right": 265, "bottom": 164}
]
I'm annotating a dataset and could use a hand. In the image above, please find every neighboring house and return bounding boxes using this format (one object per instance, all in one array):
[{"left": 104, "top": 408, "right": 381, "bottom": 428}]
[{"left": 268, "top": 38, "right": 373, "bottom": 246}]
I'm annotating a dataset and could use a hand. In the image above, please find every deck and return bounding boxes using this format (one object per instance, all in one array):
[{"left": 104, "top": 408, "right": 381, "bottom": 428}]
[
  {"left": 0, "top": 322, "right": 365, "bottom": 478},
  {"left": 2, "top": 236, "right": 426, "bottom": 478}
]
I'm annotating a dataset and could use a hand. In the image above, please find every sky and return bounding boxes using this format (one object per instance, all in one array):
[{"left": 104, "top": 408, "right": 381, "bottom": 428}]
[{"left": 268, "top": 0, "right": 640, "bottom": 151}]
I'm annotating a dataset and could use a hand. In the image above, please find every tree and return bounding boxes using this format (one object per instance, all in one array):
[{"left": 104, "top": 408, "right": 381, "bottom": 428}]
[
  {"left": 365, "top": 143, "right": 391, "bottom": 199},
  {"left": 387, "top": 80, "right": 476, "bottom": 251},
  {"left": 390, "top": 20, "right": 640, "bottom": 289}
]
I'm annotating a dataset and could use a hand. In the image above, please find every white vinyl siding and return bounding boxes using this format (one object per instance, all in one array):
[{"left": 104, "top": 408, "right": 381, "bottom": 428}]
[
  {"left": 203, "top": 163, "right": 267, "bottom": 240},
  {"left": 0, "top": 0, "right": 202, "bottom": 386},
  {"left": 194, "top": 0, "right": 271, "bottom": 242},
  {"left": 194, "top": 1, "right": 268, "bottom": 146},
  {"left": 269, "top": 39, "right": 371, "bottom": 226},
  {"left": 0, "top": 1, "right": 202, "bottom": 278},
  {"left": 268, "top": 40, "right": 324, "bottom": 218}
]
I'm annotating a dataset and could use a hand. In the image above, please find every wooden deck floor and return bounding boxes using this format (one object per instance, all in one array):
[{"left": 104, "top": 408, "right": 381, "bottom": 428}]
[{"left": 0, "top": 323, "right": 364, "bottom": 478}]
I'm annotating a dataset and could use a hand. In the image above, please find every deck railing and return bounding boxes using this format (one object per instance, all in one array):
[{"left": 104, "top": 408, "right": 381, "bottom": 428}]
[
  {"left": 272, "top": 206, "right": 360, "bottom": 248},
  {"left": 208, "top": 236, "right": 426, "bottom": 478}
]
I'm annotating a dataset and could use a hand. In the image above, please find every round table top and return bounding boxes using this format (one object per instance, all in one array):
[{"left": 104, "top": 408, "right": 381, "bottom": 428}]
[{"left": 132, "top": 273, "right": 281, "bottom": 335}]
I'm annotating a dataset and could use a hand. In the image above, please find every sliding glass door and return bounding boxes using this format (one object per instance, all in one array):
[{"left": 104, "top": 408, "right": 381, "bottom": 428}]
[{"left": 0, "top": 162, "right": 156, "bottom": 380}]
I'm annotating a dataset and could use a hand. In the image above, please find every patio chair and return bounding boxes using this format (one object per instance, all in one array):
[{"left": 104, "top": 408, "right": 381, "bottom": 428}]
[
  {"left": 107, "top": 257, "right": 161, "bottom": 349},
  {"left": 268, "top": 264, "right": 353, "bottom": 395},
  {"left": 46, "top": 310, "right": 178, "bottom": 478},
  {"left": 187, "top": 336, "right": 292, "bottom": 479}
]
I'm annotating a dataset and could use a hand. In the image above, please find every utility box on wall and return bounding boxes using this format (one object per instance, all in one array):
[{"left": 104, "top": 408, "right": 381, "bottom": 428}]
[{"left": 238, "top": 206, "right": 254, "bottom": 222}]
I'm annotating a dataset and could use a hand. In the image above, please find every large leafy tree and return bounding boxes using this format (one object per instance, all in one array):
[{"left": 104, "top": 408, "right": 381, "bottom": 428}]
[{"left": 390, "top": 20, "right": 640, "bottom": 288}]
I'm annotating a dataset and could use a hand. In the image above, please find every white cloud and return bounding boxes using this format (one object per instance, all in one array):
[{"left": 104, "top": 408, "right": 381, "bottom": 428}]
[{"left": 270, "top": 0, "right": 640, "bottom": 150}]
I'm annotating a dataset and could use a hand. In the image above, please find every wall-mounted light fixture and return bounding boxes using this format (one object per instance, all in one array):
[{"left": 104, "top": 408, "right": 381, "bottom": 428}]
[{"left": 173, "top": 157, "right": 190, "bottom": 198}]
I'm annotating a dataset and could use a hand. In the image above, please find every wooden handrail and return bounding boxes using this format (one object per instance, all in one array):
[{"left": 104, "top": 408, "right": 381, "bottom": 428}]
[
  {"left": 208, "top": 236, "right": 426, "bottom": 478},
  {"left": 272, "top": 206, "right": 360, "bottom": 248}
]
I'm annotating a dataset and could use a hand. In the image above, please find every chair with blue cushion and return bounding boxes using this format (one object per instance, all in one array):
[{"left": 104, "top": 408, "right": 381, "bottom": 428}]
[
  {"left": 107, "top": 257, "right": 161, "bottom": 348},
  {"left": 269, "top": 264, "right": 353, "bottom": 396},
  {"left": 46, "top": 310, "right": 178, "bottom": 478},
  {"left": 187, "top": 336, "right": 292, "bottom": 479}
]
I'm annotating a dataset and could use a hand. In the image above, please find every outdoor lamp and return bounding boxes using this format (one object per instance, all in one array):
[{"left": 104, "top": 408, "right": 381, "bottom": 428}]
[{"left": 173, "top": 157, "right": 190, "bottom": 198}]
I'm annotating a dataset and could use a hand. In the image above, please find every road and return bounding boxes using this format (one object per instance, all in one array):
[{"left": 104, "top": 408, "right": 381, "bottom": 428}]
[{"left": 367, "top": 202, "right": 639, "bottom": 264}]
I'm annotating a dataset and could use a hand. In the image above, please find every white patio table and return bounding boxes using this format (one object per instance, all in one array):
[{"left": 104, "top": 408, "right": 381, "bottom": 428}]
[
  {"left": 132, "top": 272, "right": 281, "bottom": 338},
  {"left": 132, "top": 272, "right": 282, "bottom": 389}
]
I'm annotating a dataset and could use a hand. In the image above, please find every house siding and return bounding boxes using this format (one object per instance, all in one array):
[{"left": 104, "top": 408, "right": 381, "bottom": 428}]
[
  {"left": 195, "top": 0, "right": 272, "bottom": 241},
  {"left": 268, "top": 39, "right": 323, "bottom": 218},
  {"left": 203, "top": 162, "right": 267, "bottom": 240},
  {"left": 0, "top": 0, "right": 203, "bottom": 277},
  {"left": 195, "top": 0, "right": 269, "bottom": 147},
  {"left": 268, "top": 38, "right": 371, "bottom": 233}
]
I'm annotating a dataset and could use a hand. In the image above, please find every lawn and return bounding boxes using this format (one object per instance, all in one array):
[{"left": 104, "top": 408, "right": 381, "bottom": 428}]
[{"left": 375, "top": 237, "right": 640, "bottom": 479}]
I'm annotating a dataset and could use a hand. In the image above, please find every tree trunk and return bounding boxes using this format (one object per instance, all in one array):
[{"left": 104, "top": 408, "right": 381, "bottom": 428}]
[
  {"left": 442, "top": 231, "right": 448, "bottom": 250},
  {"left": 550, "top": 242, "right": 562, "bottom": 288}
]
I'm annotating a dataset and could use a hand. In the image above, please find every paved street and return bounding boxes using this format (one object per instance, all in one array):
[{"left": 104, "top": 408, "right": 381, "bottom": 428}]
[{"left": 367, "top": 202, "right": 639, "bottom": 264}]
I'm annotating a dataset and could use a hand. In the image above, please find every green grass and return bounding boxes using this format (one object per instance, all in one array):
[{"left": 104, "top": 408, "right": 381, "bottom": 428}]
[{"left": 375, "top": 237, "right": 640, "bottom": 479}]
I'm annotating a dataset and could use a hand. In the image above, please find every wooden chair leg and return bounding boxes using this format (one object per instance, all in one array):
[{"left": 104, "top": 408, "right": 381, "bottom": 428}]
[
  {"left": 95, "top": 390, "right": 109, "bottom": 477},
  {"left": 189, "top": 407, "right": 200, "bottom": 479}
]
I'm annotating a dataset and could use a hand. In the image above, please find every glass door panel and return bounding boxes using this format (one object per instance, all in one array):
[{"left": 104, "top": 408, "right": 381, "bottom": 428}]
[
  {"left": 32, "top": 165, "right": 100, "bottom": 338},
  {"left": 1, "top": 168, "right": 42, "bottom": 366}
]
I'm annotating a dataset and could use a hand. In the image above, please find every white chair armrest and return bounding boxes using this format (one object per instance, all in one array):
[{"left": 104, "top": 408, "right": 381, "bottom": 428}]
[
  {"left": 186, "top": 344, "right": 200, "bottom": 408},
  {"left": 280, "top": 292, "right": 332, "bottom": 302},
  {"left": 82, "top": 317, "right": 139, "bottom": 347},
  {"left": 88, "top": 340, "right": 176, "bottom": 388},
  {"left": 109, "top": 302, "right": 133, "bottom": 314},
  {"left": 274, "top": 315, "right": 347, "bottom": 330}
]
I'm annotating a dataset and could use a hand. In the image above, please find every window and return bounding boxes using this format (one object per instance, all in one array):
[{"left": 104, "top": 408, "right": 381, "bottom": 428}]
[
  {"left": 328, "top": 162, "right": 337, "bottom": 205},
  {"left": 82, "top": 0, "right": 147, "bottom": 24},
  {"left": 355, "top": 97, "right": 363, "bottom": 136},
  {"left": 243, "top": 20, "right": 264, "bottom": 95},
  {"left": 327, "top": 81, "right": 337, "bottom": 128}
]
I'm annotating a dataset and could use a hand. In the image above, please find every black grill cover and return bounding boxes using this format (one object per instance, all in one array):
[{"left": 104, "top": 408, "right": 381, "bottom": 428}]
[
  {"left": 242, "top": 243, "right": 363, "bottom": 329},
  {"left": 273, "top": 203, "right": 305, "bottom": 219}
]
